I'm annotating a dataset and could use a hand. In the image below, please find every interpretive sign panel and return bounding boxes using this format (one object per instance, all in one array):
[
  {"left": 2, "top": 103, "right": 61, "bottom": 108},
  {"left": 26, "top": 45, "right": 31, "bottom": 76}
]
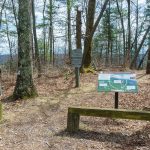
[
  {"left": 98, "top": 72, "right": 138, "bottom": 93},
  {"left": 71, "top": 49, "right": 82, "bottom": 67}
]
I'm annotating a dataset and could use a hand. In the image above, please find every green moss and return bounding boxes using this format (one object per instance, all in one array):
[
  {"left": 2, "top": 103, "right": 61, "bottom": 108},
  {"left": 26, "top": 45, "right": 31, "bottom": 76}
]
[{"left": 81, "top": 65, "right": 95, "bottom": 73}]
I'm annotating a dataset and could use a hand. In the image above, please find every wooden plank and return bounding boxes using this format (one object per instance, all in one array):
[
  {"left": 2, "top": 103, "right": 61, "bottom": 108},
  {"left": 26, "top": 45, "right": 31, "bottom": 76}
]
[{"left": 68, "top": 107, "right": 150, "bottom": 121}]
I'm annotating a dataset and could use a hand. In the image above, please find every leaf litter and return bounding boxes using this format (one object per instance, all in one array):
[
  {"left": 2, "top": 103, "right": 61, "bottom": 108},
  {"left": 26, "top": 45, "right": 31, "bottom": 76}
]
[{"left": 0, "top": 68, "right": 149, "bottom": 150}]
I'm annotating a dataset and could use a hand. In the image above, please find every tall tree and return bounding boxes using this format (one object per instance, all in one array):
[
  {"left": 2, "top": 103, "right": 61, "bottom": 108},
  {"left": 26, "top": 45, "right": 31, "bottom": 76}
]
[
  {"left": 67, "top": 0, "right": 72, "bottom": 59},
  {"left": 49, "top": 0, "right": 53, "bottom": 63},
  {"left": 116, "top": 0, "right": 126, "bottom": 66},
  {"left": 82, "top": 0, "right": 109, "bottom": 69},
  {"left": 126, "top": 0, "right": 131, "bottom": 67},
  {"left": 130, "top": 25, "right": 150, "bottom": 69},
  {"left": 146, "top": 0, "right": 150, "bottom": 74},
  {"left": 13, "top": 0, "right": 37, "bottom": 100},
  {"left": 76, "top": 7, "right": 82, "bottom": 49},
  {"left": 42, "top": 0, "right": 47, "bottom": 64},
  {"left": 32, "top": 0, "right": 42, "bottom": 77},
  {"left": 0, "top": 0, "right": 6, "bottom": 29}
]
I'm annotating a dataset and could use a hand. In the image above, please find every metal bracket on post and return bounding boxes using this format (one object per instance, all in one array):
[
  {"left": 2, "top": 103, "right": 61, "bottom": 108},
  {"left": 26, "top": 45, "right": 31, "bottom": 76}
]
[{"left": 115, "top": 92, "right": 119, "bottom": 109}]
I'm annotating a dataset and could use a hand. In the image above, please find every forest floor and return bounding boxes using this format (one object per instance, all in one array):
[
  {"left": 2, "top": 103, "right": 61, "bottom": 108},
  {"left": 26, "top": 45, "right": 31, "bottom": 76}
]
[{"left": 0, "top": 66, "right": 150, "bottom": 150}]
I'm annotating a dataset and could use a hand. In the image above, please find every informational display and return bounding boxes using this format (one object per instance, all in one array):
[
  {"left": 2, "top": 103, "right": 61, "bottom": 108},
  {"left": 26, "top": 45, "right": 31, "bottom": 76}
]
[
  {"left": 98, "top": 72, "right": 138, "bottom": 93},
  {"left": 71, "top": 49, "right": 82, "bottom": 68}
]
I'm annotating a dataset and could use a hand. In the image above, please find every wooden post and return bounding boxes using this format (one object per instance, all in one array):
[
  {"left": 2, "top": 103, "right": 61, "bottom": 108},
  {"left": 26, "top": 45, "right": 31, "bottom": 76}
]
[
  {"left": 115, "top": 92, "right": 119, "bottom": 109},
  {"left": 75, "top": 67, "right": 80, "bottom": 87},
  {"left": 67, "top": 112, "right": 80, "bottom": 132}
]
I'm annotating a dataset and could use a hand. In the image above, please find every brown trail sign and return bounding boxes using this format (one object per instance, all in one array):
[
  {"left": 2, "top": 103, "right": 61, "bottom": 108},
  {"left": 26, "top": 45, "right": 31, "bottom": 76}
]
[{"left": 71, "top": 49, "right": 82, "bottom": 87}]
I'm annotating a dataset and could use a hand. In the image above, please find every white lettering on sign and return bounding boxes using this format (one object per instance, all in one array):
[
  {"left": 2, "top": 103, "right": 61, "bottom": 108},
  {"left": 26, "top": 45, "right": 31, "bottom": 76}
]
[
  {"left": 114, "top": 80, "right": 122, "bottom": 83},
  {"left": 99, "top": 83, "right": 107, "bottom": 87},
  {"left": 127, "top": 86, "right": 136, "bottom": 90}
]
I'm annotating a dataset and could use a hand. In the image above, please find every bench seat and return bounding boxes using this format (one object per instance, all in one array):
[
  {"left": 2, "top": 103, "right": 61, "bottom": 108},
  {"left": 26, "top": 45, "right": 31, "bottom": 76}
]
[{"left": 67, "top": 107, "right": 150, "bottom": 132}]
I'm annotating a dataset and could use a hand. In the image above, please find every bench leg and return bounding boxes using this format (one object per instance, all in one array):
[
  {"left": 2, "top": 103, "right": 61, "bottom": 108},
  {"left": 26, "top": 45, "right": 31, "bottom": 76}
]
[{"left": 67, "top": 113, "right": 80, "bottom": 132}]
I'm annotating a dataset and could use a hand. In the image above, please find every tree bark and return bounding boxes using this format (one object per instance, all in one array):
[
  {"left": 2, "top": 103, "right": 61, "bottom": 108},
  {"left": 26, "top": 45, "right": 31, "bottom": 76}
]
[
  {"left": 126, "top": 0, "right": 131, "bottom": 67},
  {"left": 67, "top": 0, "right": 72, "bottom": 59},
  {"left": 0, "top": 0, "right": 6, "bottom": 29},
  {"left": 130, "top": 25, "right": 150, "bottom": 69},
  {"left": 32, "top": 0, "right": 41, "bottom": 77},
  {"left": 5, "top": 11, "right": 13, "bottom": 72},
  {"left": 13, "top": 0, "right": 37, "bottom": 100},
  {"left": 43, "top": 0, "right": 47, "bottom": 64},
  {"left": 138, "top": 49, "right": 148, "bottom": 70},
  {"left": 82, "top": 0, "right": 109, "bottom": 68},
  {"left": 116, "top": 0, "right": 126, "bottom": 66},
  {"left": 76, "top": 8, "right": 82, "bottom": 49},
  {"left": 146, "top": 46, "right": 150, "bottom": 74},
  {"left": 11, "top": 0, "right": 18, "bottom": 30},
  {"left": 49, "top": 0, "right": 53, "bottom": 63},
  {"left": 82, "top": 0, "right": 96, "bottom": 68}
]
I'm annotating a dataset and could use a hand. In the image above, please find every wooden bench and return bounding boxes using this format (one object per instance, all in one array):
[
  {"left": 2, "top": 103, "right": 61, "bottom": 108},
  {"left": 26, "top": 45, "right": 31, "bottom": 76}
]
[{"left": 67, "top": 107, "right": 150, "bottom": 132}]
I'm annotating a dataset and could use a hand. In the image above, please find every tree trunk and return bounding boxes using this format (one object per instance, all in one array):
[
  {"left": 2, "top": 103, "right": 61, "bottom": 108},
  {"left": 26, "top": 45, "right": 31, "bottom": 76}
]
[
  {"left": 76, "top": 8, "right": 82, "bottom": 49},
  {"left": 133, "top": 0, "right": 139, "bottom": 68},
  {"left": 43, "top": 0, "right": 47, "bottom": 64},
  {"left": 49, "top": 0, "right": 53, "bottom": 63},
  {"left": 32, "top": 0, "right": 41, "bottom": 77},
  {"left": 146, "top": 46, "right": 150, "bottom": 74},
  {"left": 138, "top": 49, "right": 148, "bottom": 70},
  {"left": 82, "top": 0, "right": 109, "bottom": 68},
  {"left": 116, "top": 0, "right": 126, "bottom": 66},
  {"left": 5, "top": 11, "right": 13, "bottom": 72},
  {"left": 0, "top": 0, "right": 6, "bottom": 29},
  {"left": 130, "top": 25, "right": 150, "bottom": 69},
  {"left": 67, "top": 0, "right": 72, "bottom": 59},
  {"left": 146, "top": 0, "right": 150, "bottom": 74},
  {"left": 13, "top": 0, "right": 37, "bottom": 100},
  {"left": 11, "top": 0, "right": 18, "bottom": 30},
  {"left": 82, "top": 0, "right": 96, "bottom": 68},
  {"left": 126, "top": 0, "right": 131, "bottom": 67}
]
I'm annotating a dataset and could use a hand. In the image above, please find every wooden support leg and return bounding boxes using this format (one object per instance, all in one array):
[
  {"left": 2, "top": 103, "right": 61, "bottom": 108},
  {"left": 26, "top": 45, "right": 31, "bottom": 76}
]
[{"left": 67, "top": 112, "right": 80, "bottom": 132}]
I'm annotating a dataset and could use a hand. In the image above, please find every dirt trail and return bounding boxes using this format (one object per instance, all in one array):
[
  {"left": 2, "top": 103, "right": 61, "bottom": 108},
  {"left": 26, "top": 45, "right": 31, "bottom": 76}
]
[{"left": 0, "top": 70, "right": 150, "bottom": 150}]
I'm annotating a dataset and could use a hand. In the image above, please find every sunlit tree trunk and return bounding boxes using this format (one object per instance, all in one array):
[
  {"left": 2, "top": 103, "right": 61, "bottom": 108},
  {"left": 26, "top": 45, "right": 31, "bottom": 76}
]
[
  {"left": 126, "top": 0, "right": 131, "bottom": 67},
  {"left": 13, "top": 0, "right": 37, "bottom": 100},
  {"left": 49, "top": 0, "right": 53, "bottom": 63},
  {"left": 76, "top": 8, "right": 82, "bottom": 49},
  {"left": 43, "top": 0, "right": 46, "bottom": 64},
  {"left": 67, "top": 0, "right": 72, "bottom": 59},
  {"left": 0, "top": 0, "right": 6, "bottom": 29},
  {"left": 82, "top": 0, "right": 109, "bottom": 69},
  {"left": 116, "top": 0, "right": 126, "bottom": 66},
  {"left": 32, "top": 0, "right": 42, "bottom": 77},
  {"left": 130, "top": 25, "right": 150, "bottom": 69},
  {"left": 146, "top": 0, "right": 150, "bottom": 74}
]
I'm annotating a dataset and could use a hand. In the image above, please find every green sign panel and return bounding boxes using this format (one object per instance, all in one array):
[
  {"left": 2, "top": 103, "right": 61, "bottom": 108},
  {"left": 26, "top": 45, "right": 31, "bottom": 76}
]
[{"left": 98, "top": 72, "right": 138, "bottom": 93}]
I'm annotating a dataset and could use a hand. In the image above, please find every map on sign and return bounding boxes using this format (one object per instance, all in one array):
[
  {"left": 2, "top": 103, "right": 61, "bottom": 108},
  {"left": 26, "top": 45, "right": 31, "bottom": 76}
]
[{"left": 98, "top": 72, "right": 138, "bottom": 93}]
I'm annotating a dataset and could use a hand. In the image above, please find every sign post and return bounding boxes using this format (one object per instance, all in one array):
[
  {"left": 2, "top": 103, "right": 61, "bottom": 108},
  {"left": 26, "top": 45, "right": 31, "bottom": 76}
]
[
  {"left": 98, "top": 72, "right": 138, "bottom": 109},
  {"left": 71, "top": 49, "right": 82, "bottom": 87},
  {"left": 115, "top": 92, "right": 119, "bottom": 109}
]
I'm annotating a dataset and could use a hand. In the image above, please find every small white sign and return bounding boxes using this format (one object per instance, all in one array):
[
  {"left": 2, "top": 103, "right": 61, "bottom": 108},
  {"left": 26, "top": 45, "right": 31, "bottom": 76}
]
[
  {"left": 99, "top": 83, "right": 107, "bottom": 87},
  {"left": 127, "top": 86, "right": 136, "bottom": 90},
  {"left": 114, "top": 80, "right": 121, "bottom": 84}
]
